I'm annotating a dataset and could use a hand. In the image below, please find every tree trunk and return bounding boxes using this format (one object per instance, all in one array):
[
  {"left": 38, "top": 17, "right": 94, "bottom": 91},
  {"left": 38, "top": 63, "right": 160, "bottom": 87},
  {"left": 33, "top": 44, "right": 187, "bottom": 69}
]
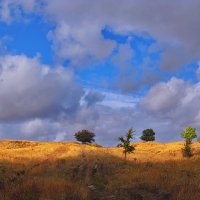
[
  {"left": 124, "top": 152, "right": 127, "bottom": 161},
  {"left": 186, "top": 139, "right": 191, "bottom": 145}
]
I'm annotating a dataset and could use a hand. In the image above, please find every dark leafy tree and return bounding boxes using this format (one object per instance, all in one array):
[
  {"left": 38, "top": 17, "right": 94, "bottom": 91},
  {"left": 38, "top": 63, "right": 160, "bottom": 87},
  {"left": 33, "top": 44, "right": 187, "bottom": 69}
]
[
  {"left": 118, "top": 128, "right": 135, "bottom": 160},
  {"left": 74, "top": 130, "right": 95, "bottom": 144},
  {"left": 140, "top": 129, "right": 155, "bottom": 141},
  {"left": 181, "top": 127, "right": 197, "bottom": 157}
]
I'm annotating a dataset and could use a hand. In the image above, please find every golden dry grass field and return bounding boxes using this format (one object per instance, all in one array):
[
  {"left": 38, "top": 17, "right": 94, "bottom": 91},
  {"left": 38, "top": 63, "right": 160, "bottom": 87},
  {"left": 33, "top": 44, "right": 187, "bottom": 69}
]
[{"left": 0, "top": 140, "right": 200, "bottom": 200}]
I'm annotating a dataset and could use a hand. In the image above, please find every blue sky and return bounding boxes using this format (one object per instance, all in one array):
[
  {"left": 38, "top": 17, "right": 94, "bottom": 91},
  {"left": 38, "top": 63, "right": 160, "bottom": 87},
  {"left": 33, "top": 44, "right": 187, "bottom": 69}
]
[
  {"left": 0, "top": 1, "right": 200, "bottom": 145},
  {"left": 0, "top": 11, "right": 198, "bottom": 94},
  {"left": 0, "top": 16, "right": 53, "bottom": 64}
]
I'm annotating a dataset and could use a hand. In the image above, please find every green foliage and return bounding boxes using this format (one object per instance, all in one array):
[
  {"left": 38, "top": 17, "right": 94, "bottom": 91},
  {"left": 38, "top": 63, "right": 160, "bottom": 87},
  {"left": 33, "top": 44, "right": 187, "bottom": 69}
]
[
  {"left": 181, "top": 127, "right": 197, "bottom": 144},
  {"left": 181, "top": 127, "right": 197, "bottom": 158},
  {"left": 182, "top": 142, "right": 192, "bottom": 157},
  {"left": 74, "top": 130, "right": 95, "bottom": 144},
  {"left": 140, "top": 129, "right": 155, "bottom": 141},
  {"left": 118, "top": 128, "right": 135, "bottom": 160}
]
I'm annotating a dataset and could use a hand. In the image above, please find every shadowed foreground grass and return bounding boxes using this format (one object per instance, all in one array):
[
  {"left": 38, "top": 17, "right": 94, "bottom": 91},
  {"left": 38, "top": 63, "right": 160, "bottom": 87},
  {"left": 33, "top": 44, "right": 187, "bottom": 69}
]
[{"left": 0, "top": 140, "right": 200, "bottom": 199}]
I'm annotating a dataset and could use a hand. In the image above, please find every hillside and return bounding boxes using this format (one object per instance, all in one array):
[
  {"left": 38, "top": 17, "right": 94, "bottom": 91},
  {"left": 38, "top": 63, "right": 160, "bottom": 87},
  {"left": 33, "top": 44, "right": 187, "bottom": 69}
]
[{"left": 0, "top": 140, "right": 200, "bottom": 199}]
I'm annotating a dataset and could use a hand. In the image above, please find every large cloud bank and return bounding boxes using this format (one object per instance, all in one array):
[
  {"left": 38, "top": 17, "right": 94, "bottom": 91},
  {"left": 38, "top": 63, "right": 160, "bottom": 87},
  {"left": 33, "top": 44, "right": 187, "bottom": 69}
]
[{"left": 0, "top": 1, "right": 200, "bottom": 145}]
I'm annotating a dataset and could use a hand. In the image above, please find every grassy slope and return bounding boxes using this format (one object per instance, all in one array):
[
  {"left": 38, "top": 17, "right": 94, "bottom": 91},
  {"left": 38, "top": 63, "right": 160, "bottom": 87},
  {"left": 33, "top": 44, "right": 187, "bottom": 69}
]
[{"left": 0, "top": 140, "right": 200, "bottom": 199}]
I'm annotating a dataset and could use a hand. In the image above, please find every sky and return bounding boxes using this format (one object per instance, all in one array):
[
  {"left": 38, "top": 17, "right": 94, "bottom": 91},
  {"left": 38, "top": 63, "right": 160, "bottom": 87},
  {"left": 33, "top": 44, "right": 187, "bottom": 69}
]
[{"left": 0, "top": 0, "right": 200, "bottom": 146}]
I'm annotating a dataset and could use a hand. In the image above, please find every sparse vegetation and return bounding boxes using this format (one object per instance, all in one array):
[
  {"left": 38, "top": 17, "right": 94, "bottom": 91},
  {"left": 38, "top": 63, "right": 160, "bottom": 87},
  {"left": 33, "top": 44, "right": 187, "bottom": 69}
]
[
  {"left": 74, "top": 130, "right": 95, "bottom": 144},
  {"left": 118, "top": 128, "right": 135, "bottom": 160},
  {"left": 140, "top": 128, "right": 155, "bottom": 141}
]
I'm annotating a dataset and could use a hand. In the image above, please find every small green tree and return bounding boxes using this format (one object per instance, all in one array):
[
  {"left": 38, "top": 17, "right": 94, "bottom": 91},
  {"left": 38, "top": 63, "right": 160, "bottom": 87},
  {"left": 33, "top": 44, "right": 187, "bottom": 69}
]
[
  {"left": 74, "top": 130, "right": 95, "bottom": 144},
  {"left": 181, "top": 126, "right": 197, "bottom": 157},
  {"left": 118, "top": 128, "right": 135, "bottom": 160},
  {"left": 140, "top": 129, "right": 155, "bottom": 141},
  {"left": 181, "top": 127, "right": 197, "bottom": 144}
]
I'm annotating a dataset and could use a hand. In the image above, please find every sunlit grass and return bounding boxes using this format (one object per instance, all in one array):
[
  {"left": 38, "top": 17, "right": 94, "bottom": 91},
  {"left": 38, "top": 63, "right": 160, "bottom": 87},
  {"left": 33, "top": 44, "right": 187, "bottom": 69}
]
[{"left": 0, "top": 140, "right": 200, "bottom": 199}]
